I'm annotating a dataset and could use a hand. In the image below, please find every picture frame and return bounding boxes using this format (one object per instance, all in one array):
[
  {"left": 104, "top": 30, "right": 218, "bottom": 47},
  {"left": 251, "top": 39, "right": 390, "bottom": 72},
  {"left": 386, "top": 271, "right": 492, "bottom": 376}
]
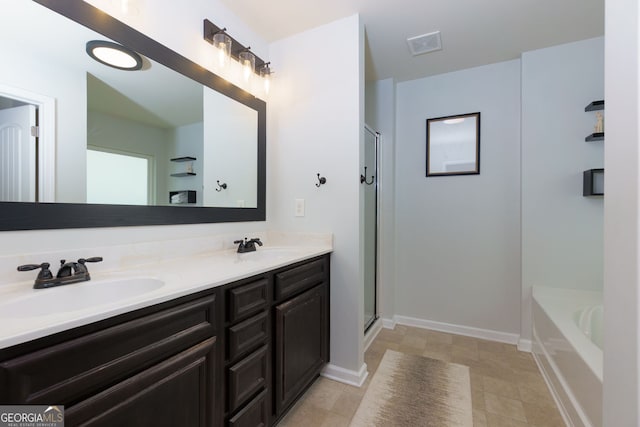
[{"left": 426, "top": 112, "right": 480, "bottom": 177}]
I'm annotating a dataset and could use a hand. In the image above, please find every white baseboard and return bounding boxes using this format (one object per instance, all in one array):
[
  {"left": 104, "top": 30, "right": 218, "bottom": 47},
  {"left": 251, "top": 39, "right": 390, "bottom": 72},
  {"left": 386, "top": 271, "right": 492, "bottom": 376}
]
[
  {"left": 364, "top": 319, "right": 382, "bottom": 352},
  {"left": 321, "top": 362, "right": 368, "bottom": 387},
  {"left": 381, "top": 316, "right": 397, "bottom": 329},
  {"left": 393, "top": 315, "right": 520, "bottom": 345},
  {"left": 517, "top": 338, "right": 532, "bottom": 353}
]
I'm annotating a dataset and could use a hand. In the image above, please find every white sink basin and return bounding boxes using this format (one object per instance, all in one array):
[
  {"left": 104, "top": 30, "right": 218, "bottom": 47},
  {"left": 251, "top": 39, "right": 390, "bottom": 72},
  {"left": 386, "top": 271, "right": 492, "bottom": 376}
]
[{"left": 0, "top": 277, "right": 165, "bottom": 318}]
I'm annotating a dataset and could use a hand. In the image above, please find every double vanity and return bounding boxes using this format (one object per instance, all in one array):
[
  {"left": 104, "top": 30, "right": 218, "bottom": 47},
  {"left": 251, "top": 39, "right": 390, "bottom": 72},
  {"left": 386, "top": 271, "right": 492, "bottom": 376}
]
[{"left": 0, "top": 237, "right": 331, "bottom": 426}]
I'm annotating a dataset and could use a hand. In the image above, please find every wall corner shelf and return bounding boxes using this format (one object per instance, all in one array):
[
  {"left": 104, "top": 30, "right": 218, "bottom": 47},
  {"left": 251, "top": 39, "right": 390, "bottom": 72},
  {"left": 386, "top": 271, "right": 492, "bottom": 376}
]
[
  {"left": 170, "top": 172, "right": 196, "bottom": 177},
  {"left": 170, "top": 156, "right": 197, "bottom": 162},
  {"left": 585, "top": 132, "right": 604, "bottom": 142},
  {"left": 584, "top": 100, "right": 604, "bottom": 112}
]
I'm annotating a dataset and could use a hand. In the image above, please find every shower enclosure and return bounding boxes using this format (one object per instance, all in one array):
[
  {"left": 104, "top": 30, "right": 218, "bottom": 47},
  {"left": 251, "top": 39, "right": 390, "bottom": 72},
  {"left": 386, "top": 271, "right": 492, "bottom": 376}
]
[{"left": 363, "top": 125, "right": 379, "bottom": 332}]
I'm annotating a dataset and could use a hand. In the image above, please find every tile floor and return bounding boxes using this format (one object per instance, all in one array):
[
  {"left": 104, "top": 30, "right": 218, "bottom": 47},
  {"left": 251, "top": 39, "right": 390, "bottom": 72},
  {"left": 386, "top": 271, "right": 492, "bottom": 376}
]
[{"left": 278, "top": 324, "right": 565, "bottom": 427}]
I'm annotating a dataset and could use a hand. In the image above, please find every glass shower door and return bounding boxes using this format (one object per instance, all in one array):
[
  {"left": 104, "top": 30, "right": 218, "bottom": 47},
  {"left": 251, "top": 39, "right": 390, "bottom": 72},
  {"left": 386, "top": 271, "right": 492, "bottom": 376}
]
[{"left": 363, "top": 126, "right": 379, "bottom": 332}]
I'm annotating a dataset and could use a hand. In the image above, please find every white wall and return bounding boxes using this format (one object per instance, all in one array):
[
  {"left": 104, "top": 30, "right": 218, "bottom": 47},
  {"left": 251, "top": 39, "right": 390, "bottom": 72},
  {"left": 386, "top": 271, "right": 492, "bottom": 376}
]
[
  {"left": 394, "top": 60, "right": 521, "bottom": 336},
  {"left": 268, "top": 15, "right": 365, "bottom": 376},
  {"left": 520, "top": 37, "right": 604, "bottom": 342},
  {"left": 603, "top": 0, "right": 640, "bottom": 424},
  {"left": 365, "top": 79, "right": 396, "bottom": 321}
]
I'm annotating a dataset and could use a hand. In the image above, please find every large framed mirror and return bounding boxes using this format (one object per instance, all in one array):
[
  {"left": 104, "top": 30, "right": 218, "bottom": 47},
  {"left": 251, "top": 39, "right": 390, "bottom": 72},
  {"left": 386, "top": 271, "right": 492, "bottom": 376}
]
[
  {"left": 0, "top": 0, "right": 266, "bottom": 230},
  {"left": 426, "top": 112, "right": 480, "bottom": 177}
]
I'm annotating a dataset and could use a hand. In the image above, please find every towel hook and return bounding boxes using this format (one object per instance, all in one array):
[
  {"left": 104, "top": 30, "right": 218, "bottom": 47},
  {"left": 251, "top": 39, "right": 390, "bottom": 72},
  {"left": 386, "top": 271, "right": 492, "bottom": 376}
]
[
  {"left": 360, "top": 167, "right": 374, "bottom": 185},
  {"left": 216, "top": 180, "right": 227, "bottom": 192},
  {"left": 316, "top": 173, "right": 327, "bottom": 187}
]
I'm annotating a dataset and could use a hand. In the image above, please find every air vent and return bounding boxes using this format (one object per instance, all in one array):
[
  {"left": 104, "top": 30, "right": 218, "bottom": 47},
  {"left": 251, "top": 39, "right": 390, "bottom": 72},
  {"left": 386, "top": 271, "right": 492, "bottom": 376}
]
[{"left": 406, "top": 31, "right": 442, "bottom": 56}]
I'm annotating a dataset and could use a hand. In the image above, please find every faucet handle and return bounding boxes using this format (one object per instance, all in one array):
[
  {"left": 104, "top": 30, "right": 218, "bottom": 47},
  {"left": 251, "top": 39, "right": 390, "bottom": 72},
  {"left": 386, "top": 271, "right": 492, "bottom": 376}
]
[
  {"left": 78, "top": 257, "right": 103, "bottom": 264},
  {"left": 17, "top": 262, "right": 54, "bottom": 281}
]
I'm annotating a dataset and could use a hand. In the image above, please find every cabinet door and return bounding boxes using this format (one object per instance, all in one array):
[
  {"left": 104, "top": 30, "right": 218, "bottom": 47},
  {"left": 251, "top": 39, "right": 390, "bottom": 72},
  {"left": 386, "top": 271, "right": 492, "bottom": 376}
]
[
  {"left": 65, "top": 338, "right": 217, "bottom": 426},
  {"left": 274, "top": 283, "right": 328, "bottom": 415}
]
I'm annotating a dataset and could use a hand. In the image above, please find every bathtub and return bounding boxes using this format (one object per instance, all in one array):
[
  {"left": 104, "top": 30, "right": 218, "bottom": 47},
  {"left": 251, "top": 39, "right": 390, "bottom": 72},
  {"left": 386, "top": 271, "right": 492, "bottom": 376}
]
[{"left": 532, "top": 286, "right": 602, "bottom": 427}]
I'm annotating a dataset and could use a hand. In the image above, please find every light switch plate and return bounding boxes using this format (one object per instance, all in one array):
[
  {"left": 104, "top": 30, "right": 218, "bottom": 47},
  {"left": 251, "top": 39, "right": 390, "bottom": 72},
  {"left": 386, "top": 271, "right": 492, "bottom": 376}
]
[{"left": 295, "top": 199, "right": 305, "bottom": 217}]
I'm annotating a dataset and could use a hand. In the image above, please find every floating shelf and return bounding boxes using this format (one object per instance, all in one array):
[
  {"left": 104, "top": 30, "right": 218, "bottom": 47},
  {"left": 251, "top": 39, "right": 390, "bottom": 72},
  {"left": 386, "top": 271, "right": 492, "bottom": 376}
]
[
  {"left": 170, "top": 190, "right": 197, "bottom": 204},
  {"left": 585, "top": 132, "right": 604, "bottom": 142},
  {"left": 584, "top": 100, "right": 604, "bottom": 112},
  {"left": 170, "top": 172, "right": 196, "bottom": 177},
  {"left": 170, "top": 156, "right": 196, "bottom": 162},
  {"left": 583, "top": 168, "right": 604, "bottom": 196}
]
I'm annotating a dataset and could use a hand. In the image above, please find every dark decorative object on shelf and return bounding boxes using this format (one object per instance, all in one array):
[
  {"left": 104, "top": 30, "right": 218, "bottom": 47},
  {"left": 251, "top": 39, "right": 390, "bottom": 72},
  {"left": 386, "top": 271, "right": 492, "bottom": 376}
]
[
  {"left": 584, "top": 100, "right": 604, "bottom": 112},
  {"left": 170, "top": 190, "right": 197, "bottom": 204},
  {"left": 170, "top": 156, "right": 197, "bottom": 162},
  {"left": 585, "top": 132, "right": 604, "bottom": 142},
  {"left": 583, "top": 169, "right": 604, "bottom": 197}
]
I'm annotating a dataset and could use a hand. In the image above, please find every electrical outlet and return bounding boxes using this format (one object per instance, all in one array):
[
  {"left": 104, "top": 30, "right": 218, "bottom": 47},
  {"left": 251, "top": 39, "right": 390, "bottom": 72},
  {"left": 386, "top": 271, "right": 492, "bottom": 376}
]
[{"left": 295, "top": 199, "right": 305, "bottom": 217}]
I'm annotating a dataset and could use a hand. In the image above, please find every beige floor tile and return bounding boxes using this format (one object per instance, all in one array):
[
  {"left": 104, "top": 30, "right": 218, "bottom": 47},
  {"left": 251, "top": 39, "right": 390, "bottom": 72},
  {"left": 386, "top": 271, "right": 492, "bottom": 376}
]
[
  {"left": 473, "top": 409, "right": 488, "bottom": 427},
  {"left": 400, "top": 334, "right": 427, "bottom": 349},
  {"left": 518, "top": 384, "right": 555, "bottom": 407},
  {"left": 485, "top": 412, "right": 530, "bottom": 427},
  {"left": 522, "top": 402, "right": 566, "bottom": 427},
  {"left": 477, "top": 339, "right": 507, "bottom": 354},
  {"left": 424, "top": 330, "right": 454, "bottom": 344},
  {"left": 330, "top": 390, "right": 363, "bottom": 419},
  {"left": 320, "top": 412, "right": 351, "bottom": 427},
  {"left": 452, "top": 334, "right": 480, "bottom": 351},
  {"left": 482, "top": 376, "right": 520, "bottom": 399},
  {"left": 484, "top": 392, "right": 527, "bottom": 422},
  {"left": 472, "top": 387, "right": 486, "bottom": 411},
  {"left": 452, "top": 344, "right": 479, "bottom": 361}
]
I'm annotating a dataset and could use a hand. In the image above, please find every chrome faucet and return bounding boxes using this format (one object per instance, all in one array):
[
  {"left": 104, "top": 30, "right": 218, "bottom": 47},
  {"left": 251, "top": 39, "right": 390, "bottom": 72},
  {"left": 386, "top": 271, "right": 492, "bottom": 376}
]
[
  {"left": 18, "top": 257, "right": 103, "bottom": 289},
  {"left": 233, "top": 238, "right": 263, "bottom": 253}
]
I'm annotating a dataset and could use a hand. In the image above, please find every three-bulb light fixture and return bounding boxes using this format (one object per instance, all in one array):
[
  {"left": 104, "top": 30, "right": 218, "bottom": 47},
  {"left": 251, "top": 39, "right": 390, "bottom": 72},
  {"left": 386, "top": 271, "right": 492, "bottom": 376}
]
[{"left": 204, "top": 19, "right": 272, "bottom": 97}]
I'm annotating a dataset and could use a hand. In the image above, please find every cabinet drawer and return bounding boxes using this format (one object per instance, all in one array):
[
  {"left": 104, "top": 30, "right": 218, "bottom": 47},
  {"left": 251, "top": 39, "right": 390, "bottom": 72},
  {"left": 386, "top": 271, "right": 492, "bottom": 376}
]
[
  {"left": 0, "top": 293, "right": 217, "bottom": 405},
  {"left": 274, "top": 258, "right": 327, "bottom": 301},
  {"left": 228, "top": 345, "right": 268, "bottom": 412},
  {"left": 228, "top": 389, "right": 268, "bottom": 427},
  {"left": 227, "top": 312, "right": 268, "bottom": 362},
  {"left": 227, "top": 279, "right": 269, "bottom": 323},
  {"left": 66, "top": 338, "right": 216, "bottom": 427}
]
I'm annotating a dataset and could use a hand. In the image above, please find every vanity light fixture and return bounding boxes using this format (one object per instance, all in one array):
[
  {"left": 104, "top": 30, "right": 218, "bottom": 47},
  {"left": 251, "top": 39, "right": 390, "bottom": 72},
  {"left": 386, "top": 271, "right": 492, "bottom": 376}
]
[
  {"left": 203, "top": 19, "right": 272, "bottom": 91},
  {"left": 260, "top": 63, "right": 272, "bottom": 94},
  {"left": 212, "top": 29, "right": 232, "bottom": 68},
  {"left": 86, "top": 40, "right": 143, "bottom": 71},
  {"left": 239, "top": 49, "right": 256, "bottom": 82}
]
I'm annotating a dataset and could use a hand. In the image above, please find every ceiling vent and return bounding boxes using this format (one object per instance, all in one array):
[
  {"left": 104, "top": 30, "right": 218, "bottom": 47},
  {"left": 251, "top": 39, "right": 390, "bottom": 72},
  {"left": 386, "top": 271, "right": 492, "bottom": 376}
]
[{"left": 406, "top": 31, "right": 442, "bottom": 56}]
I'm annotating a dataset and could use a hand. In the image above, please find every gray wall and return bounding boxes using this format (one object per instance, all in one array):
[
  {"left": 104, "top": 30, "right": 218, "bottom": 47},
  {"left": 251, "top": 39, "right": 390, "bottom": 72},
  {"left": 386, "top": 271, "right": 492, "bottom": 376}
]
[{"left": 394, "top": 59, "right": 522, "bottom": 336}]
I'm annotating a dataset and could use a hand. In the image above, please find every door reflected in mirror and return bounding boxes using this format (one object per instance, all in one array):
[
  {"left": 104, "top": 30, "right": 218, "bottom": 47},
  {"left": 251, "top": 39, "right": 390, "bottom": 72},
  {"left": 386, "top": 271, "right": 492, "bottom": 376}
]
[{"left": 426, "top": 112, "right": 480, "bottom": 177}]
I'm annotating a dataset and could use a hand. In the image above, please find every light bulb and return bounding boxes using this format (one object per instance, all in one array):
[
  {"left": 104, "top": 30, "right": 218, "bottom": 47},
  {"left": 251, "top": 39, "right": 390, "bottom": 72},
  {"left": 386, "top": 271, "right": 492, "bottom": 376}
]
[
  {"left": 239, "top": 51, "right": 255, "bottom": 83},
  {"left": 213, "top": 32, "right": 231, "bottom": 69},
  {"left": 260, "top": 63, "right": 272, "bottom": 95}
]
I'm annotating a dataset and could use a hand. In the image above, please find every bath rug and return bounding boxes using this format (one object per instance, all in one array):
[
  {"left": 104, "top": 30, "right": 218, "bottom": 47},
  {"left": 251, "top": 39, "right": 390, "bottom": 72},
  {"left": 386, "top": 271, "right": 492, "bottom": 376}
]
[{"left": 350, "top": 349, "right": 472, "bottom": 427}]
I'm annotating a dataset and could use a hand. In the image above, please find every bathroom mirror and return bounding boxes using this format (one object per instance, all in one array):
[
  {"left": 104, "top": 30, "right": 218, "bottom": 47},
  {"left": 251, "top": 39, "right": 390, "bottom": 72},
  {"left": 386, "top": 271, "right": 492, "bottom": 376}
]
[
  {"left": 0, "top": 0, "right": 265, "bottom": 230},
  {"left": 426, "top": 112, "right": 480, "bottom": 177}
]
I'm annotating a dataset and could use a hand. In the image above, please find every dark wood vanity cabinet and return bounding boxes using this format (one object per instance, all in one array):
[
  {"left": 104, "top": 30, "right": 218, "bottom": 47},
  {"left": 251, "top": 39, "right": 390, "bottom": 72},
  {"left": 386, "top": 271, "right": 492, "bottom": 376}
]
[
  {"left": 0, "top": 254, "right": 330, "bottom": 427},
  {"left": 0, "top": 289, "right": 222, "bottom": 426}
]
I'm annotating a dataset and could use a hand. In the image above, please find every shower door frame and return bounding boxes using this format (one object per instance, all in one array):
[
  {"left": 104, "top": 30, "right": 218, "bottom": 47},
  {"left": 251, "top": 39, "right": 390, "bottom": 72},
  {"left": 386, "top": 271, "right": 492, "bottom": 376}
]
[{"left": 364, "top": 124, "right": 380, "bottom": 333}]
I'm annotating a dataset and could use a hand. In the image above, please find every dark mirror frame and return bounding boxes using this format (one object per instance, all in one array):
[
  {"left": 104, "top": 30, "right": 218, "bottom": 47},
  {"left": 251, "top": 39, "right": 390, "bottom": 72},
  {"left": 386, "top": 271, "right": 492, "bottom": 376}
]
[
  {"left": 426, "top": 112, "right": 480, "bottom": 177},
  {"left": 0, "top": 0, "right": 266, "bottom": 231}
]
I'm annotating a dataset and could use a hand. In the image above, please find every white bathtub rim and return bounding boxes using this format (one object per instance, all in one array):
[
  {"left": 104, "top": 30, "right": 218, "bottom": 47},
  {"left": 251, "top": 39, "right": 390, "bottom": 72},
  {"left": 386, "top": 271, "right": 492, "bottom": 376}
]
[
  {"left": 532, "top": 327, "right": 592, "bottom": 427},
  {"left": 532, "top": 286, "right": 603, "bottom": 383}
]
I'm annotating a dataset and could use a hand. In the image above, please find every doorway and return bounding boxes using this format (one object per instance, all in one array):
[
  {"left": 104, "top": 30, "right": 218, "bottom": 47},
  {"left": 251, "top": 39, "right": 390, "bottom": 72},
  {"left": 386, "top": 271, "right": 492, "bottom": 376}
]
[{"left": 363, "top": 125, "right": 380, "bottom": 333}]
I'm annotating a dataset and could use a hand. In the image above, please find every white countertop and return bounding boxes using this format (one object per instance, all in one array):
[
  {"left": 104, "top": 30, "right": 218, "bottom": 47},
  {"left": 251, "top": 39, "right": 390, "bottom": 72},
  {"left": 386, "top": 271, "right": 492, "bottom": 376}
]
[{"left": 0, "top": 243, "right": 332, "bottom": 350}]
